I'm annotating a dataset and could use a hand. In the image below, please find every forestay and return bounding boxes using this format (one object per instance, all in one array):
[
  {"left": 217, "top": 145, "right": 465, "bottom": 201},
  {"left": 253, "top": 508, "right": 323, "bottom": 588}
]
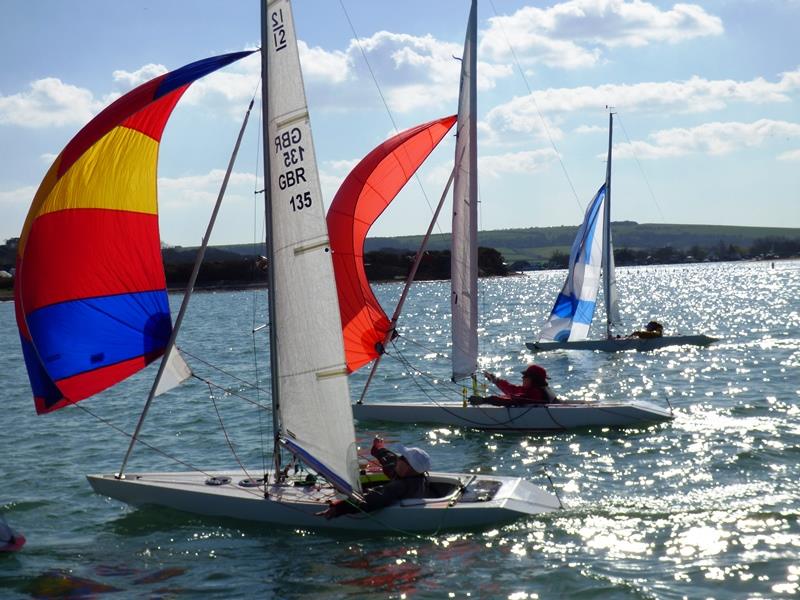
[
  {"left": 451, "top": 0, "right": 478, "bottom": 381},
  {"left": 265, "top": 0, "right": 359, "bottom": 493},
  {"left": 538, "top": 184, "right": 608, "bottom": 342}
]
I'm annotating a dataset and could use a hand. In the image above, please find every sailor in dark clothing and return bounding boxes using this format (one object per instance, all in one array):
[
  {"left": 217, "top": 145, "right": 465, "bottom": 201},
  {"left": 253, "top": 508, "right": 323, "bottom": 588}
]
[{"left": 317, "top": 438, "right": 430, "bottom": 519}]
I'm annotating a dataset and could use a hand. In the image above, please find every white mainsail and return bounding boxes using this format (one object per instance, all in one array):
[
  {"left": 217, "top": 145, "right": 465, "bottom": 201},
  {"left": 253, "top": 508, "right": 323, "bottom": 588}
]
[
  {"left": 265, "top": 0, "right": 359, "bottom": 493},
  {"left": 450, "top": 0, "right": 478, "bottom": 381}
]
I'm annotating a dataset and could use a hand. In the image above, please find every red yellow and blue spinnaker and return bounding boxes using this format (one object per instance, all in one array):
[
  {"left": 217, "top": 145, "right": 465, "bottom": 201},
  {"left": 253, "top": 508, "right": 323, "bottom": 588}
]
[{"left": 14, "top": 50, "right": 254, "bottom": 414}]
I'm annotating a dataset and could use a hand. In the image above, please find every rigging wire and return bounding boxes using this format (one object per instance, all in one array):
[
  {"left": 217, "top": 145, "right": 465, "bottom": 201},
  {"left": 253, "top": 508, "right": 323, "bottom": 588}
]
[
  {"left": 206, "top": 381, "right": 259, "bottom": 483},
  {"left": 615, "top": 113, "right": 666, "bottom": 222},
  {"left": 190, "top": 373, "right": 271, "bottom": 412},
  {"left": 337, "top": 0, "right": 443, "bottom": 233},
  {"left": 487, "top": 0, "right": 583, "bottom": 214},
  {"left": 73, "top": 402, "right": 266, "bottom": 500},
  {"left": 179, "top": 347, "right": 261, "bottom": 393}
]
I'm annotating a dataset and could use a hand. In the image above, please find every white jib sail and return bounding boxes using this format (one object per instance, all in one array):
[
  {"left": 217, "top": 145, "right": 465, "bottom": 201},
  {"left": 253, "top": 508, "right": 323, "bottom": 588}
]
[
  {"left": 266, "top": 0, "right": 359, "bottom": 492},
  {"left": 451, "top": 0, "right": 478, "bottom": 381},
  {"left": 154, "top": 348, "right": 192, "bottom": 396},
  {"left": 539, "top": 184, "right": 608, "bottom": 342}
]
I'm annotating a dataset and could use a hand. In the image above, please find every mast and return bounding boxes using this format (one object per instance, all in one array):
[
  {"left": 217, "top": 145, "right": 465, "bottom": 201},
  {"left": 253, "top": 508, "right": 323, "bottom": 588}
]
[
  {"left": 261, "top": 0, "right": 281, "bottom": 475},
  {"left": 603, "top": 111, "right": 614, "bottom": 338}
]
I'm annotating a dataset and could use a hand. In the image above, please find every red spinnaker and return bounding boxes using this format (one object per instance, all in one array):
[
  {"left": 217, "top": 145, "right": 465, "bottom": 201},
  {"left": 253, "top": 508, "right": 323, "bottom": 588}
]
[{"left": 327, "top": 115, "right": 456, "bottom": 372}]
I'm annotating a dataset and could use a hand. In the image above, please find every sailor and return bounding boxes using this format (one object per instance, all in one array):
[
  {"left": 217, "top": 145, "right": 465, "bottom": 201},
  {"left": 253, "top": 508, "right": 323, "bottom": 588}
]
[
  {"left": 317, "top": 437, "right": 430, "bottom": 519},
  {"left": 630, "top": 320, "right": 664, "bottom": 338},
  {"left": 472, "top": 364, "right": 558, "bottom": 406}
]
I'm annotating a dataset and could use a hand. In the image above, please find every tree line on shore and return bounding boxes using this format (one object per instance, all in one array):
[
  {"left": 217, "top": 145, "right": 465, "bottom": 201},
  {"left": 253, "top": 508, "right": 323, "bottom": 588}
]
[
  {"left": 1, "top": 236, "right": 799, "bottom": 295},
  {"left": 521, "top": 237, "right": 800, "bottom": 271}
]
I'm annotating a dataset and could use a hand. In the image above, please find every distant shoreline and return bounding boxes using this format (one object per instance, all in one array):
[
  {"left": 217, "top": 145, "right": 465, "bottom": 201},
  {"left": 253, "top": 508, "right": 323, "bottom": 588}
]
[{"left": 2, "top": 257, "right": 796, "bottom": 303}]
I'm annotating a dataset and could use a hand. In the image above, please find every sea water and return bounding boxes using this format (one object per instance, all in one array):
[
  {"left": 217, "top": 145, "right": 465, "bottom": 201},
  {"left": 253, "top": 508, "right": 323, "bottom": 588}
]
[{"left": 1, "top": 260, "right": 798, "bottom": 598}]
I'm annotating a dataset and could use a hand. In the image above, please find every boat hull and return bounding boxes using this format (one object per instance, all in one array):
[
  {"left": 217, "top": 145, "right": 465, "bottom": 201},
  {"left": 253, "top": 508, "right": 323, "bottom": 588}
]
[
  {"left": 352, "top": 400, "right": 672, "bottom": 430},
  {"left": 526, "top": 334, "right": 717, "bottom": 353},
  {"left": 87, "top": 470, "right": 559, "bottom": 532}
]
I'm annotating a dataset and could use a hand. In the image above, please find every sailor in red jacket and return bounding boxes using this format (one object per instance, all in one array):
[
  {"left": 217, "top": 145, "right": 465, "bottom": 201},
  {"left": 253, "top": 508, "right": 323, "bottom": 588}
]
[{"left": 472, "top": 364, "right": 558, "bottom": 406}]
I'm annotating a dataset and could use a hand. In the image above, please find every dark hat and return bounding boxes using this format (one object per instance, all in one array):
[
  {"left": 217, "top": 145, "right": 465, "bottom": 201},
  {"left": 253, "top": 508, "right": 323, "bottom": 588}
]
[
  {"left": 645, "top": 321, "right": 663, "bottom": 332},
  {"left": 521, "top": 364, "right": 548, "bottom": 382}
]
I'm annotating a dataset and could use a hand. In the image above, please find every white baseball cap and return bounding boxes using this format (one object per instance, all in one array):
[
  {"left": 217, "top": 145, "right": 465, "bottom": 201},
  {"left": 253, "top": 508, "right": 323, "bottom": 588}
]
[{"left": 395, "top": 445, "right": 431, "bottom": 473}]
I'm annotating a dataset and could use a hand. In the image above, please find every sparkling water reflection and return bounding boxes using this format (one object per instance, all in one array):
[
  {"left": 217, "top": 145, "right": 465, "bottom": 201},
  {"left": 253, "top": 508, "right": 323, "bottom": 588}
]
[{"left": 1, "top": 260, "right": 798, "bottom": 598}]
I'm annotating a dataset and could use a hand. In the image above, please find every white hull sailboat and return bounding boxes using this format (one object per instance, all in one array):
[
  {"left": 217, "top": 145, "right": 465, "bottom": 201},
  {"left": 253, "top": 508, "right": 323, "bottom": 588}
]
[
  {"left": 15, "top": 0, "right": 559, "bottom": 531},
  {"left": 352, "top": 400, "right": 672, "bottom": 431},
  {"left": 87, "top": 471, "right": 559, "bottom": 532},
  {"left": 334, "top": 4, "right": 672, "bottom": 431},
  {"left": 528, "top": 113, "right": 717, "bottom": 354}
]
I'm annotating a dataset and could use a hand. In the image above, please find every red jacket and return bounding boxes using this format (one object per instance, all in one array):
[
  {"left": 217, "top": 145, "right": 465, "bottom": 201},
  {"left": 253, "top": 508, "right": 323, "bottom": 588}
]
[{"left": 489, "top": 378, "right": 557, "bottom": 405}]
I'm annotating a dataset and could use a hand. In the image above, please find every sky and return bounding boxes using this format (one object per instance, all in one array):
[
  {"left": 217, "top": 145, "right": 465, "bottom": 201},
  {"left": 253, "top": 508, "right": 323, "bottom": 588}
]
[{"left": 1, "top": 0, "right": 798, "bottom": 247}]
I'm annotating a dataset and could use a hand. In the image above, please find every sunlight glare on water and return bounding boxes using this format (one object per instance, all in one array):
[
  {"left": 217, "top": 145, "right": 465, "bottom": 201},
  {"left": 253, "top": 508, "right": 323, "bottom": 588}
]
[{"left": 1, "top": 260, "right": 798, "bottom": 598}]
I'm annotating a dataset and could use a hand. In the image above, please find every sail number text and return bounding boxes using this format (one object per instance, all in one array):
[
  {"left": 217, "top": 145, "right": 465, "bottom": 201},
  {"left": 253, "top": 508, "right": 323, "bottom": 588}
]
[
  {"left": 275, "top": 126, "right": 312, "bottom": 212},
  {"left": 271, "top": 9, "right": 288, "bottom": 52}
]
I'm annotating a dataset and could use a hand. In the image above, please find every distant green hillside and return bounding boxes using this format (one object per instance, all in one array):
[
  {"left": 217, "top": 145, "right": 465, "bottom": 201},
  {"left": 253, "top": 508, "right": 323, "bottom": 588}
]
[
  {"left": 163, "top": 222, "right": 799, "bottom": 265},
  {"left": 362, "top": 222, "right": 800, "bottom": 264},
  {"left": 4, "top": 222, "right": 797, "bottom": 272}
]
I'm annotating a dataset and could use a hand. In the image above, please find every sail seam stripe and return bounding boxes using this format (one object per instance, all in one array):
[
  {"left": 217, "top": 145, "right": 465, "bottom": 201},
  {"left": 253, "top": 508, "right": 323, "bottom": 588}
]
[
  {"left": 294, "top": 240, "right": 329, "bottom": 255},
  {"left": 275, "top": 111, "right": 309, "bottom": 130}
]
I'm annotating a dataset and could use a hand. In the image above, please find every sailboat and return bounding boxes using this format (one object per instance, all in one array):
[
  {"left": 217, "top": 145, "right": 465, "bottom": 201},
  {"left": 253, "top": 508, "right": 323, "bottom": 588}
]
[
  {"left": 332, "top": 2, "right": 672, "bottom": 431},
  {"left": 13, "top": 0, "right": 560, "bottom": 531},
  {"left": 527, "top": 113, "right": 718, "bottom": 353}
]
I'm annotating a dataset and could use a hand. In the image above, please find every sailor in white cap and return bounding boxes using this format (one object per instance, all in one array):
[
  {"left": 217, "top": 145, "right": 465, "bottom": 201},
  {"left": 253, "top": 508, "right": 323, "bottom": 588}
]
[{"left": 317, "top": 437, "right": 431, "bottom": 519}]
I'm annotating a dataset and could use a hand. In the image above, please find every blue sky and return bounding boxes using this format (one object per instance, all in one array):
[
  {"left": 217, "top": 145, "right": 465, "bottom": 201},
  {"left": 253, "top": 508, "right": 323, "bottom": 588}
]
[{"left": 1, "top": 0, "right": 798, "bottom": 247}]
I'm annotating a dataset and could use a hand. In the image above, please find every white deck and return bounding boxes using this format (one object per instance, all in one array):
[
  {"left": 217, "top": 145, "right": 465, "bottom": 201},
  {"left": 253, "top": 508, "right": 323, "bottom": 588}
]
[
  {"left": 526, "top": 334, "right": 717, "bottom": 353},
  {"left": 87, "top": 470, "right": 560, "bottom": 532},
  {"left": 352, "top": 400, "right": 673, "bottom": 430}
]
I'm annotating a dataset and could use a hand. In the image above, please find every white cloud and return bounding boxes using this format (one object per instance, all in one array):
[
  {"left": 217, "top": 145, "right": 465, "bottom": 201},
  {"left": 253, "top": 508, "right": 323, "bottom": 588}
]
[
  {"left": 0, "top": 185, "right": 37, "bottom": 242},
  {"left": 778, "top": 149, "right": 800, "bottom": 161},
  {"left": 481, "top": 0, "right": 723, "bottom": 69},
  {"left": 0, "top": 78, "right": 102, "bottom": 127},
  {"left": 480, "top": 149, "right": 560, "bottom": 178},
  {"left": 575, "top": 124, "right": 606, "bottom": 134},
  {"left": 0, "top": 185, "right": 36, "bottom": 205},
  {"left": 301, "top": 30, "right": 511, "bottom": 113},
  {"left": 112, "top": 63, "right": 168, "bottom": 88},
  {"left": 486, "top": 68, "right": 800, "bottom": 137},
  {"left": 0, "top": 51, "right": 261, "bottom": 129},
  {"left": 319, "top": 158, "right": 360, "bottom": 201},
  {"left": 613, "top": 119, "right": 800, "bottom": 158},
  {"left": 158, "top": 169, "right": 257, "bottom": 208},
  {"left": 299, "top": 41, "right": 350, "bottom": 84}
]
